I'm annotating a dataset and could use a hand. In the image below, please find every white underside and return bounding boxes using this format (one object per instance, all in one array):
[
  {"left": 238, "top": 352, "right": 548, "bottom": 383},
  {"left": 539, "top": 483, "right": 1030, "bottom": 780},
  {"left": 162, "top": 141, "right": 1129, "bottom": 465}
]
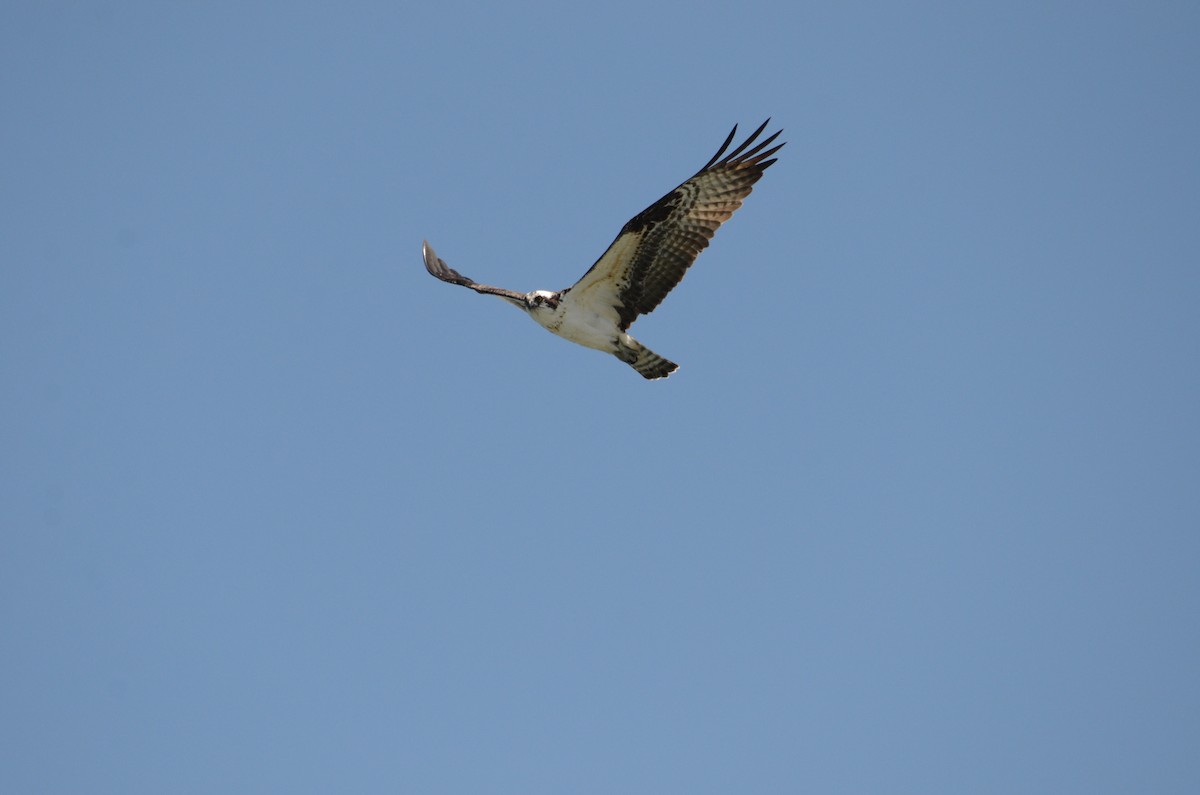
[
  {"left": 525, "top": 243, "right": 639, "bottom": 354},
  {"left": 527, "top": 291, "right": 630, "bottom": 354}
]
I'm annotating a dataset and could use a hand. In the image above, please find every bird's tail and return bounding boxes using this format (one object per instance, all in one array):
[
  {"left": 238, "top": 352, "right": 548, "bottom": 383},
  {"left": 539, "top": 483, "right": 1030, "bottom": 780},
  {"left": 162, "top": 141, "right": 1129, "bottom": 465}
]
[{"left": 620, "top": 340, "right": 679, "bottom": 380}]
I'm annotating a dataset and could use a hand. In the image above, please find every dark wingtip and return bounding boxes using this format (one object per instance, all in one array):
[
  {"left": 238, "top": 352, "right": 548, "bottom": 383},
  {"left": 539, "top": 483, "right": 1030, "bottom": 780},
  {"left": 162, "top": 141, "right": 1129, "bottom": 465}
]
[
  {"left": 421, "top": 238, "right": 465, "bottom": 285},
  {"left": 422, "top": 239, "right": 441, "bottom": 277},
  {"left": 700, "top": 124, "right": 740, "bottom": 171},
  {"left": 700, "top": 120, "right": 784, "bottom": 173}
]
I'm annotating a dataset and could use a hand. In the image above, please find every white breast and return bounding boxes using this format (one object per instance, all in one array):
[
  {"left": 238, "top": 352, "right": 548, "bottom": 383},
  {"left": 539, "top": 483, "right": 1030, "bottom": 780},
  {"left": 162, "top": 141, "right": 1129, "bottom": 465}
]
[{"left": 529, "top": 292, "right": 623, "bottom": 353}]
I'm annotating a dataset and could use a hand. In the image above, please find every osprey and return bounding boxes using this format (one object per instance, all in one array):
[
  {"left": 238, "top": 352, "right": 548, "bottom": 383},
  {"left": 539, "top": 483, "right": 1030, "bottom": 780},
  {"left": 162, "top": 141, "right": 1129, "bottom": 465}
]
[{"left": 422, "top": 120, "right": 783, "bottom": 379}]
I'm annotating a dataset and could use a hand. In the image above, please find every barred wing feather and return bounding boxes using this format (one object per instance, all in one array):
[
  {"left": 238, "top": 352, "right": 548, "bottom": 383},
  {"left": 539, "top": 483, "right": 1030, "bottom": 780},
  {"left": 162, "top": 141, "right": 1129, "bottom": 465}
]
[{"left": 566, "top": 120, "right": 783, "bottom": 330}]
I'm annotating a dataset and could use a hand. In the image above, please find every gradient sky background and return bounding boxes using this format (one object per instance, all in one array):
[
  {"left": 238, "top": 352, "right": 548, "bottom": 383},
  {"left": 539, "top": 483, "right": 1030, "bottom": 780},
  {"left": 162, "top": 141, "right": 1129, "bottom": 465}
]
[{"left": 3, "top": 2, "right": 1199, "bottom": 792}]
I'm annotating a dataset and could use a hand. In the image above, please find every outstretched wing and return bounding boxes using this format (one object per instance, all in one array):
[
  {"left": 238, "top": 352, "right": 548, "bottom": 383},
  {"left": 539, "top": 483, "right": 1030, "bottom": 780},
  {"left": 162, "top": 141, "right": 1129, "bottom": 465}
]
[
  {"left": 422, "top": 240, "right": 526, "bottom": 306},
  {"left": 565, "top": 120, "right": 783, "bottom": 330}
]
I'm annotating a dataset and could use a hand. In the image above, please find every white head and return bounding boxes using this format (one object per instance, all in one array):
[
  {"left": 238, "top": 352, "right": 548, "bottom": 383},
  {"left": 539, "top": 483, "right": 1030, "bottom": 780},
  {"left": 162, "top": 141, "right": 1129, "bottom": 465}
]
[{"left": 524, "top": 290, "right": 561, "bottom": 312}]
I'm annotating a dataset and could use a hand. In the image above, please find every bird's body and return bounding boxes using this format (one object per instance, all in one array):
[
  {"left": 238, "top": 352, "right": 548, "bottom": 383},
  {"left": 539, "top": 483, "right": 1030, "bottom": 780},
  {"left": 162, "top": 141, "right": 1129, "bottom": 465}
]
[{"left": 422, "top": 121, "right": 783, "bottom": 379}]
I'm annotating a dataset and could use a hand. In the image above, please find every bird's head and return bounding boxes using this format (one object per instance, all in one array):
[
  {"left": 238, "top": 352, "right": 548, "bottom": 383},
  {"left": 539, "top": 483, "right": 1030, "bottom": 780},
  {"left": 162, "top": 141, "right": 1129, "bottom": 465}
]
[{"left": 524, "top": 290, "right": 561, "bottom": 312}]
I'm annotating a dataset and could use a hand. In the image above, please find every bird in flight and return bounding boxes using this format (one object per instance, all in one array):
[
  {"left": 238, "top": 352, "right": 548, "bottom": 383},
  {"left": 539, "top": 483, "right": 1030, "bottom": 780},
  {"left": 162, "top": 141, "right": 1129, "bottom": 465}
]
[{"left": 422, "top": 120, "right": 783, "bottom": 379}]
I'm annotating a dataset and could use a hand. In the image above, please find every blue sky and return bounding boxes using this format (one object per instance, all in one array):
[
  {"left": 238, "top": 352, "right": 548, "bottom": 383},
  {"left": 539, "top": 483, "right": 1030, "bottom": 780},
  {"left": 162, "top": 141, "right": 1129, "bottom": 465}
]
[{"left": 3, "top": 1, "right": 1198, "bottom": 792}]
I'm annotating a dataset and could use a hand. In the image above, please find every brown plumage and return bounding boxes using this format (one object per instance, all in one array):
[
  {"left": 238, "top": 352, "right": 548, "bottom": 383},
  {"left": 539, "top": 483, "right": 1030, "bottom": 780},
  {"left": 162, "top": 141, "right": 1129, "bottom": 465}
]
[
  {"left": 571, "top": 119, "right": 784, "bottom": 331},
  {"left": 423, "top": 121, "right": 783, "bottom": 379}
]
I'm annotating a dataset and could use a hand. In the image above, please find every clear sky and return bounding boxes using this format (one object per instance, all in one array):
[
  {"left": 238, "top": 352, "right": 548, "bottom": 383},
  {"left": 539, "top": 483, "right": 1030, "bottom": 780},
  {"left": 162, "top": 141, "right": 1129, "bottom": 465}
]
[{"left": 3, "top": 2, "right": 1198, "bottom": 792}]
